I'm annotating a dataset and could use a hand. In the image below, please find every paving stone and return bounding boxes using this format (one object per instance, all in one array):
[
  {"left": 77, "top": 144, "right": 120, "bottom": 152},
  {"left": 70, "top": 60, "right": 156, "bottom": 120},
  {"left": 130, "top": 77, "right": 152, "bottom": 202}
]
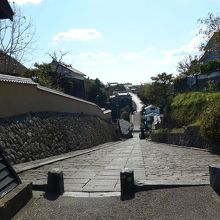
[
  {"left": 86, "top": 179, "right": 117, "bottom": 186},
  {"left": 18, "top": 133, "right": 220, "bottom": 192},
  {"left": 64, "top": 178, "right": 90, "bottom": 184}
]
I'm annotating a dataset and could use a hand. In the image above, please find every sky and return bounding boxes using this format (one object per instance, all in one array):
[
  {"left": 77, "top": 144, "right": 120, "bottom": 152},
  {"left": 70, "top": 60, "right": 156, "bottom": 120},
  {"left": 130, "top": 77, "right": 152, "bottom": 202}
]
[{"left": 10, "top": 0, "right": 220, "bottom": 84}]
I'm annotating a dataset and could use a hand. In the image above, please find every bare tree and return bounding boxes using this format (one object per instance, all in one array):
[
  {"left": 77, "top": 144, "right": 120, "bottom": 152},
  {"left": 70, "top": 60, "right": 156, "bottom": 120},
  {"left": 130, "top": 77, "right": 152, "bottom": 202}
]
[
  {"left": 198, "top": 13, "right": 220, "bottom": 38},
  {"left": 0, "top": 3, "right": 35, "bottom": 75},
  {"left": 47, "top": 50, "right": 70, "bottom": 63},
  {"left": 177, "top": 55, "right": 200, "bottom": 76},
  {"left": 47, "top": 50, "right": 70, "bottom": 74}
]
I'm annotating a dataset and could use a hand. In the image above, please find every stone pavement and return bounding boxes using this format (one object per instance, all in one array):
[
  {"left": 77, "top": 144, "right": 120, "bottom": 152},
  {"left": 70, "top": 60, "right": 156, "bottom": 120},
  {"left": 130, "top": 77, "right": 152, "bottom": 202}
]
[{"left": 18, "top": 134, "right": 220, "bottom": 192}]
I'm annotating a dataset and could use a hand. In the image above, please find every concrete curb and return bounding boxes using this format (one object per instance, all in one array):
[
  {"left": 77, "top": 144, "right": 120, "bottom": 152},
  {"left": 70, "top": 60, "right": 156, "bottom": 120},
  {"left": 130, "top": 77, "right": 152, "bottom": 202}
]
[
  {"left": 134, "top": 181, "right": 209, "bottom": 192},
  {"left": 14, "top": 141, "right": 122, "bottom": 174},
  {"left": 148, "top": 140, "right": 209, "bottom": 152}
]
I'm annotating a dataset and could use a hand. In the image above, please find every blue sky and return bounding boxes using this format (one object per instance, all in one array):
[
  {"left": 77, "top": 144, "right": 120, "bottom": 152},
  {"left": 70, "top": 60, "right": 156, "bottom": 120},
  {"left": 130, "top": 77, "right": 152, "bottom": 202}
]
[{"left": 11, "top": 0, "right": 220, "bottom": 84}]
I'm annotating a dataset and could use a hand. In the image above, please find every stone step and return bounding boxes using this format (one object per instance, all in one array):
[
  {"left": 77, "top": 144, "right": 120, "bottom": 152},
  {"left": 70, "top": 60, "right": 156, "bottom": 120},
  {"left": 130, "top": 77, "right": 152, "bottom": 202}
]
[{"left": 0, "top": 183, "right": 32, "bottom": 220}]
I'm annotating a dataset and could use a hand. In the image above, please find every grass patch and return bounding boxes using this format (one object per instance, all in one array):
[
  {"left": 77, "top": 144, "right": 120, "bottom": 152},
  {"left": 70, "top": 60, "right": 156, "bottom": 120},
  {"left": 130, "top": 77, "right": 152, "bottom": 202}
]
[{"left": 170, "top": 92, "right": 220, "bottom": 127}]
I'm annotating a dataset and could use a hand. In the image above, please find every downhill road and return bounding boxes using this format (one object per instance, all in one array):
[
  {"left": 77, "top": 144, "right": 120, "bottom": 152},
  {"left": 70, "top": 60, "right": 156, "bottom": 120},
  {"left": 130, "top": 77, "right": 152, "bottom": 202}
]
[
  {"left": 17, "top": 134, "right": 220, "bottom": 193},
  {"left": 129, "top": 93, "right": 144, "bottom": 131}
]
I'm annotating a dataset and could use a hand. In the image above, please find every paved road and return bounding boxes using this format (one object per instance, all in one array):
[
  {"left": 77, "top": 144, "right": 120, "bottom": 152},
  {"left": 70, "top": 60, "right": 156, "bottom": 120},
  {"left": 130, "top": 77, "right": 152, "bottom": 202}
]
[
  {"left": 129, "top": 93, "right": 144, "bottom": 112},
  {"left": 130, "top": 93, "right": 144, "bottom": 131},
  {"left": 14, "top": 186, "right": 220, "bottom": 220},
  {"left": 18, "top": 134, "right": 220, "bottom": 192}
]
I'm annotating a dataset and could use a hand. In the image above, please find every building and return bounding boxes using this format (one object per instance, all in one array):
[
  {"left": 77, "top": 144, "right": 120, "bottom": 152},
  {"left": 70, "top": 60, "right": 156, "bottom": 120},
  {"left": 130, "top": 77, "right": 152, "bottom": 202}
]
[
  {"left": 0, "top": 0, "right": 14, "bottom": 21},
  {"left": 143, "top": 105, "right": 161, "bottom": 129},
  {"left": 199, "top": 32, "right": 220, "bottom": 64},
  {"left": 50, "top": 60, "right": 86, "bottom": 99},
  {"left": 0, "top": 51, "right": 28, "bottom": 76},
  {"left": 109, "top": 92, "right": 132, "bottom": 119},
  {"left": 174, "top": 32, "right": 220, "bottom": 92},
  {"left": 0, "top": 2, "right": 27, "bottom": 76}
]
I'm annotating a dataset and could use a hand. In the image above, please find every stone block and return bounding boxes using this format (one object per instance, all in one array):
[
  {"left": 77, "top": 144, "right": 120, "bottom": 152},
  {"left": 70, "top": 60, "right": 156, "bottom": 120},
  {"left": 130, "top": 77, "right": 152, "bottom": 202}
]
[
  {"left": 209, "top": 165, "right": 220, "bottom": 192},
  {"left": 0, "top": 183, "right": 32, "bottom": 220},
  {"left": 47, "top": 168, "right": 64, "bottom": 195}
]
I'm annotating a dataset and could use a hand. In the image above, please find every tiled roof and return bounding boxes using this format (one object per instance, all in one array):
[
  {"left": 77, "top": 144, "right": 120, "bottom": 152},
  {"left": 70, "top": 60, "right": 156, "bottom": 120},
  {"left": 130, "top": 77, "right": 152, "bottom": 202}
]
[
  {"left": 52, "top": 61, "right": 86, "bottom": 77},
  {"left": 64, "top": 65, "right": 86, "bottom": 76},
  {"left": 37, "top": 85, "right": 97, "bottom": 106},
  {"left": 0, "top": 74, "right": 36, "bottom": 85}
]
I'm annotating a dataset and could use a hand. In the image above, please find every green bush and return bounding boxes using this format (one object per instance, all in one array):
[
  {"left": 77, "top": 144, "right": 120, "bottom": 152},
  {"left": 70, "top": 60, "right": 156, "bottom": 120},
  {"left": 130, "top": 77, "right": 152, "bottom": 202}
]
[
  {"left": 170, "top": 92, "right": 220, "bottom": 127},
  {"left": 121, "top": 111, "right": 130, "bottom": 121},
  {"left": 200, "top": 101, "right": 220, "bottom": 144},
  {"left": 200, "top": 60, "right": 220, "bottom": 74},
  {"left": 152, "top": 128, "right": 168, "bottom": 134}
]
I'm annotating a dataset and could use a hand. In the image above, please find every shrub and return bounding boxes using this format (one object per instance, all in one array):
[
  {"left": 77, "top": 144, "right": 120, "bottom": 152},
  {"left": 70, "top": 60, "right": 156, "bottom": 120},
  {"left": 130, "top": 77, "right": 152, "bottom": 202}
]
[
  {"left": 170, "top": 92, "right": 220, "bottom": 127},
  {"left": 152, "top": 128, "right": 168, "bottom": 134},
  {"left": 200, "top": 101, "right": 220, "bottom": 144},
  {"left": 121, "top": 111, "right": 130, "bottom": 121},
  {"left": 200, "top": 60, "right": 220, "bottom": 74}
]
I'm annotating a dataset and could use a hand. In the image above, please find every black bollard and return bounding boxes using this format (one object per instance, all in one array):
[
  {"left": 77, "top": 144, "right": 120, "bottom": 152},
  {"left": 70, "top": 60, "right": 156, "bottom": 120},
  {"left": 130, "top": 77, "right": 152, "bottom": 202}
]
[
  {"left": 47, "top": 168, "right": 64, "bottom": 195},
  {"left": 139, "top": 129, "right": 145, "bottom": 139},
  {"left": 120, "top": 168, "right": 135, "bottom": 200},
  {"left": 209, "top": 165, "right": 220, "bottom": 192}
]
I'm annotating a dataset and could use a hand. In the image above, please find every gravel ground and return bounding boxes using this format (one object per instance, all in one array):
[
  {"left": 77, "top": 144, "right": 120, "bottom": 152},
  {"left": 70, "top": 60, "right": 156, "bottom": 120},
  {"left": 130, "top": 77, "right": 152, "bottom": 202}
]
[{"left": 14, "top": 186, "right": 220, "bottom": 220}]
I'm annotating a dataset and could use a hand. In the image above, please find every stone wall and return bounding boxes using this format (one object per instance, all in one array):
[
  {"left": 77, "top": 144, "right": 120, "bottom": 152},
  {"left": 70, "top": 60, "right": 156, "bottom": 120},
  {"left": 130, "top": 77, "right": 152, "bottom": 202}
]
[
  {"left": 150, "top": 126, "right": 212, "bottom": 150},
  {"left": 0, "top": 112, "right": 118, "bottom": 164}
]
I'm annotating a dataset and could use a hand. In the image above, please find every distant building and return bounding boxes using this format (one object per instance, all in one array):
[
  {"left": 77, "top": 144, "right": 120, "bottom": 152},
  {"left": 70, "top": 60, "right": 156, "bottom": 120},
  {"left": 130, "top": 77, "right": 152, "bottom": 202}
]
[
  {"left": 129, "top": 84, "right": 141, "bottom": 94},
  {"left": 143, "top": 105, "right": 161, "bottom": 129},
  {"left": 0, "top": 51, "right": 28, "bottom": 76},
  {"left": 144, "top": 105, "right": 160, "bottom": 115},
  {"left": 50, "top": 60, "right": 86, "bottom": 99},
  {"left": 199, "top": 32, "right": 220, "bottom": 64},
  {"left": 109, "top": 92, "right": 132, "bottom": 119},
  {"left": 106, "top": 82, "right": 126, "bottom": 95}
]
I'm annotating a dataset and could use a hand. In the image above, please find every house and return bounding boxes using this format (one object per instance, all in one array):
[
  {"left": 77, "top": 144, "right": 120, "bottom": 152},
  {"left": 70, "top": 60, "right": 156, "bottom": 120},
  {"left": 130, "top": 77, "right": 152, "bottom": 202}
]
[
  {"left": 174, "top": 32, "right": 220, "bottom": 92},
  {"left": 106, "top": 82, "right": 127, "bottom": 95},
  {"left": 50, "top": 60, "right": 86, "bottom": 99},
  {"left": 109, "top": 92, "right": 132, "bottom": 119},
  {"left": 0, "top": 0, "right": 14, "bottom": 21},
  {"left": 143, "top": 105, "right": 161, "bottom": 129},
  {"left": 144, "top": 105, "right": 160, "bottom": 115},
  {"left": 0, "top": 2, "right": 27, "bottom": 76},
  {"left": 199, "top": 32, "right": 220, "bottom": 64},
  {"left": 0, "top": 51, "right": 28, "bottom": 76}
]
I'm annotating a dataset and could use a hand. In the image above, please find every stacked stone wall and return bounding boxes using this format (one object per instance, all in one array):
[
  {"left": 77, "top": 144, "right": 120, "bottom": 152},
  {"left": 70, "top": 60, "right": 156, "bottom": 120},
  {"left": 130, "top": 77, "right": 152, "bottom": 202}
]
[
  {"left": 0, "top": 112, "right": 118, "bottom": 164},
  {"left": 150, "top": 126, "right": 213, "bottom": 150}
]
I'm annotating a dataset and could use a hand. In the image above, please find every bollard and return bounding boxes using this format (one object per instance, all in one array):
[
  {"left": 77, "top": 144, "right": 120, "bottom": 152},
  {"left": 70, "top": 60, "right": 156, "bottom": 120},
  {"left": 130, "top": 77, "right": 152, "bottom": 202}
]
[
  {"left": 47, "top": 168, "right": 64, "bottom": 195},
  {"left": 209, "top": 165, "right": 220, "bottom": 192},
  {"left": 139, "top": 129, "right": 145, "bottom": 139},
  {"left": 120, "top": 168, "right": 135, "bottom": 200}
]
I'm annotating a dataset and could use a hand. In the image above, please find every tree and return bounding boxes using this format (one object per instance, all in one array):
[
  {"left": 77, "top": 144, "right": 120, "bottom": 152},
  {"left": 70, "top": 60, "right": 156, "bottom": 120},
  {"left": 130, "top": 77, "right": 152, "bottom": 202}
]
[
  {"left": 138, "top": 73, "right": 174, "bottom": 111},
  {"left": 47, "top": 50, "right": 70, "bottom": 63},
  {"left": 84, "top": 78, "right": 108, "bottom": 108},
  {"left": 177, "top": 55, "right": 200, "bottom": 76},
  {"left": 198, "top": 12, "right": 220, "bottom": 39},
  {"left": 0, "top": 3, "right": 35, "bottom": 74},
  {"left": 151, "top": 73, "right": 174, "bottom": 108},
  {"left": 22, "top": 63, "right": 63, "bottom": 91}
]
